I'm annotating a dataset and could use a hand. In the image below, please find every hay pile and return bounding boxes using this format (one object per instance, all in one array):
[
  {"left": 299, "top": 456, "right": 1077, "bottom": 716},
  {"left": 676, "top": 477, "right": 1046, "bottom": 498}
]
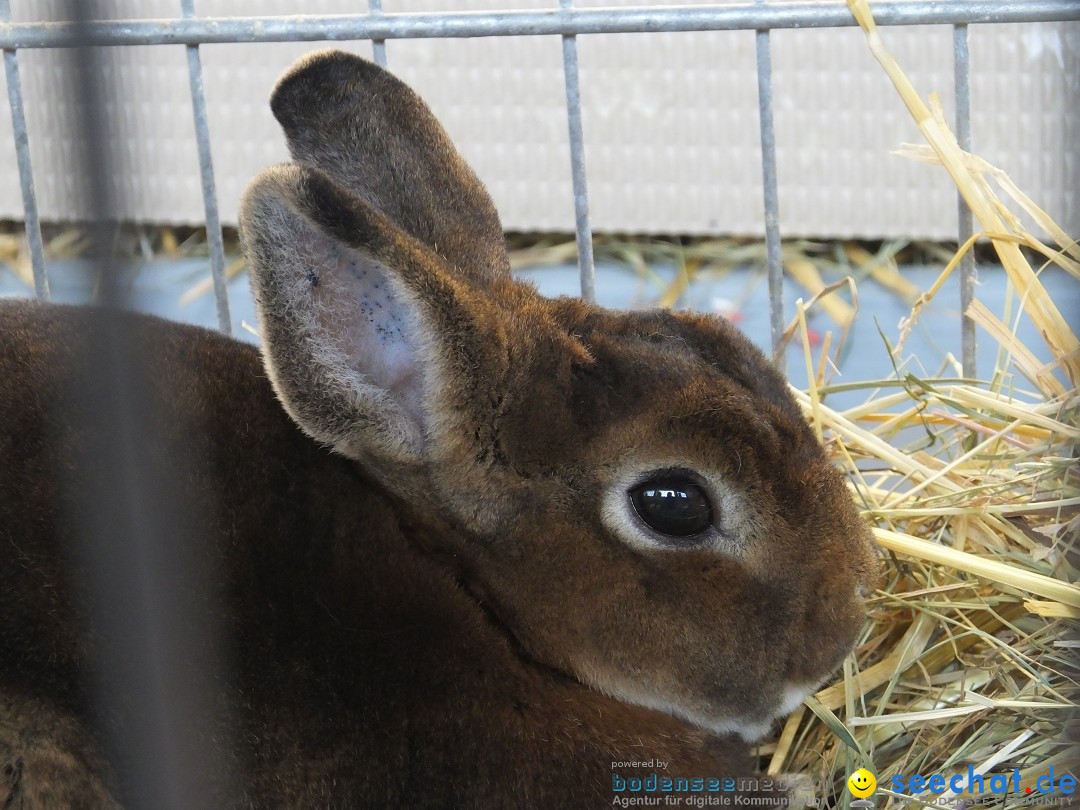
[{"left": 762, "top": 4, "right": 1078, "bottom": 807}]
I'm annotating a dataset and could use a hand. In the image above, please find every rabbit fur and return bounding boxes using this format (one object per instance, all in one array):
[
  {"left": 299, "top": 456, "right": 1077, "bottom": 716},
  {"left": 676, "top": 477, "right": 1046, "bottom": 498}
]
[{"left": 0, "top": 50, "right": 878, "bottom": 807}]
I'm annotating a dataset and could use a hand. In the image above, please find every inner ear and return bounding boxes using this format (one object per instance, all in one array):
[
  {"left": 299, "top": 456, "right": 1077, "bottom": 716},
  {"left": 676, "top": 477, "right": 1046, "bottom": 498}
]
[
  {"left": 304, "top": 234, "right": 426, "bottom": 435},
  {"left": 241, "top": 167, "right": 444, "bottom": 464}
]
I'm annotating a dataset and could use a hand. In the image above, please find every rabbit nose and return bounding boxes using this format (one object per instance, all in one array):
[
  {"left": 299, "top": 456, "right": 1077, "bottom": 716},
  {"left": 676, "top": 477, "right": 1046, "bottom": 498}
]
[
  {"left": 854, "top": 543, "right": 883, "bottom": 600},
  {"left": 855, "top": 578, "right": 875, "bottom": 601}
]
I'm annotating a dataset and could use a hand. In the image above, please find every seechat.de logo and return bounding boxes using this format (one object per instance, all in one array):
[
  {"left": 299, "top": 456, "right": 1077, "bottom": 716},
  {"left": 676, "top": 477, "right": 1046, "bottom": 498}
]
[{"left": 848, "top": 769, "right": 877, "bottom": 808}]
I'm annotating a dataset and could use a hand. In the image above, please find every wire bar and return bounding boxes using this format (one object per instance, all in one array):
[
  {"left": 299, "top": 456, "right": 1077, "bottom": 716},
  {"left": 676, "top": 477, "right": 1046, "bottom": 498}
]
[
  {"left": 182, "top": 0, "right": 231, "bottom": 334},
  {"left": 0, "top": 0, "right": 48, "bottom": 299},
  {"left": 59, "top": 0, "right": 229, "bottom": 804},
  {"left": 2, "top": 2, "right": 1077, "bottom": 49},
  {"left": 954, "top": 23, "right": 977, "bottom": 378},
  {"left": 367, "top": 0, "right": 387, "bottom": 67},
  {"left": 560, "top": 0, "right": 596, "bottom": 303},
  {"left": 755, "top": 20, "right": 784, "bottom": 360}
]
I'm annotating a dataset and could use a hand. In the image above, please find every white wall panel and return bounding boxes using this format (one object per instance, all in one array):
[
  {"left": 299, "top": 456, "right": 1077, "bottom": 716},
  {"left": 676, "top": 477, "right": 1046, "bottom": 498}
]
[{"left": 0, "top": 1, "right": 1076, "bottom": 239}]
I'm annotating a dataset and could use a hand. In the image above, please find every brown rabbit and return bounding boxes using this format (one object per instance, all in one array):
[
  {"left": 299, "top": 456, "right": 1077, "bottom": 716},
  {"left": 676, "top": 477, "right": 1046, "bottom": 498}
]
[{"left": 0, "top": 50, "right": 878, "bottom": 808}]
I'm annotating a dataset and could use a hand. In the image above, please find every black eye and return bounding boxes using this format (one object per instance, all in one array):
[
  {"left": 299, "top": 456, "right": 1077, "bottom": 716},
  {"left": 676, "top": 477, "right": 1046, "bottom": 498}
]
[{"left": 629, "top": 476, "right": 712, "bottom": 538}]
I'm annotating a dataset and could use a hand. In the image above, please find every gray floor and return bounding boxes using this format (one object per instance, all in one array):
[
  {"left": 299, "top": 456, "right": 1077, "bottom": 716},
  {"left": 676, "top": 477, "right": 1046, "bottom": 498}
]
[{"left": 3, "top": 258, "right": 1076, "bottom": 412}]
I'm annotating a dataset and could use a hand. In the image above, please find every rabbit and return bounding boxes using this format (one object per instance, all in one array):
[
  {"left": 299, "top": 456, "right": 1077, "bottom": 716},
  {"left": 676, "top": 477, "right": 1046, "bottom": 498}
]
[{"left": 0, "top": 49, "right": 879, "bottom": 808}]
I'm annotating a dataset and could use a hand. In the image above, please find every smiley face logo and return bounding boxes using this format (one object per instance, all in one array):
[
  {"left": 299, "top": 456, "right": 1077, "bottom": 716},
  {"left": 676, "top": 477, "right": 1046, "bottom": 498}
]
[{"left": 848, "top": 768, "right": 877, "bottom": 798}]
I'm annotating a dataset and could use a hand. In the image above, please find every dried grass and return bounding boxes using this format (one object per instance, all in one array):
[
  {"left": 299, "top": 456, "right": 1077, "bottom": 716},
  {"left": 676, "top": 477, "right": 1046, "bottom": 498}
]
[{"left": 763, "top": 5, "right": 1079, "bottom": 808}]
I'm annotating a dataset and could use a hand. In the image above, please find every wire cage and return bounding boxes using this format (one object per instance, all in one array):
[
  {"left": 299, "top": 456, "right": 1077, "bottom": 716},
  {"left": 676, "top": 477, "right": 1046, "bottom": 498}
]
[
  {"left": 5, "top": 1, "right": 1080, "bottom": 357},
  {"left": 1, "top": 2, "right": 1077, "bottom": 808}
]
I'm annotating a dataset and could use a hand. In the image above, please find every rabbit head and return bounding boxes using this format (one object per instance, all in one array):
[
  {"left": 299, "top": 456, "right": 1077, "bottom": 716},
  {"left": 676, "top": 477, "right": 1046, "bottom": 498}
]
[{"left": 240, "top": 50, "right": 879, "bottom": 743}]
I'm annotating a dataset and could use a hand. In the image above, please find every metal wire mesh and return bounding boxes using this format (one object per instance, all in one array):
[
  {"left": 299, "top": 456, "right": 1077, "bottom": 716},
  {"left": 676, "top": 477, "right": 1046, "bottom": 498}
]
[{"left": 5, "top": 1, "right": 1079, "bottom": 351}]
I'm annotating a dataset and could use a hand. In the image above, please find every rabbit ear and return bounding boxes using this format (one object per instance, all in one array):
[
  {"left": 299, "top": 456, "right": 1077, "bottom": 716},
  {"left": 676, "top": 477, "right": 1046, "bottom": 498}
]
[
  {"left": 269, "top": 49, "right": 509, "bottom": 288},
  {"left": 239, "top": 163, "right": 496, "bottom": 467}
]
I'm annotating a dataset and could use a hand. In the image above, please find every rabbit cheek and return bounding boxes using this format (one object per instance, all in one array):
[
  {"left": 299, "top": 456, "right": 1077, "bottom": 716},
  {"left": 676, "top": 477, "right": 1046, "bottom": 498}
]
[
  {"left": 472, "top": 515, "right": 794, "bottom": 741},
  {"left": 587, "top": 577, "right": 790, "bottom": 740}
]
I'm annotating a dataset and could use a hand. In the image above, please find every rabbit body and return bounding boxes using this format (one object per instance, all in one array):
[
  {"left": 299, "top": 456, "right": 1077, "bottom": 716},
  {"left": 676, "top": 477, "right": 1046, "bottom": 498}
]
[
  {"left": 0, "top": 51, "right": 877, "bottom": 808},
  {"left": 0, "top": 301, "right": 762, "bottom": 807}
]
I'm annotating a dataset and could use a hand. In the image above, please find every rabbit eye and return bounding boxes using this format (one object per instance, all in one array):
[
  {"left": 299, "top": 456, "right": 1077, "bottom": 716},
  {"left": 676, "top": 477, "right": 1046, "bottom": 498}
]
[{"left": 629, "top": 477, "right": 712, "bottom": 538}]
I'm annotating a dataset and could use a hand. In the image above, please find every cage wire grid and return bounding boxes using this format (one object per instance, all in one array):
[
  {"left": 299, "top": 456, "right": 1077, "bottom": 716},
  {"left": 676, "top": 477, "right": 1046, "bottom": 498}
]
[
  {"left": 5, "top": 1, "right": 1080, "bottom": 360},
  {"left": 1, "top": 1, "right": 1078, "bottom": 806}
]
